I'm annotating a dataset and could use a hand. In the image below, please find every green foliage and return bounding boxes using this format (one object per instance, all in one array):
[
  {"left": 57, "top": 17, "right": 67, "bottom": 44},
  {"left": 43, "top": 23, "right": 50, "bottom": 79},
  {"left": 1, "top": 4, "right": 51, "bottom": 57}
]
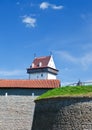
[{"left": 37, "top": 85, "right": 92, "bottom": 100}]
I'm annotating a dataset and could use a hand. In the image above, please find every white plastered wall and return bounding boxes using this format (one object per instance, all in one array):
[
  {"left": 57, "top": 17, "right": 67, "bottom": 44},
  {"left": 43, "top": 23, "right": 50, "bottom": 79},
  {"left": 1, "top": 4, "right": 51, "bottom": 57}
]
[
  {"left": 29, "top": 72, "right": 56, "bottom": 79},
  {"left": 48, "top": 56, "right": 56, "bottom": 69}
]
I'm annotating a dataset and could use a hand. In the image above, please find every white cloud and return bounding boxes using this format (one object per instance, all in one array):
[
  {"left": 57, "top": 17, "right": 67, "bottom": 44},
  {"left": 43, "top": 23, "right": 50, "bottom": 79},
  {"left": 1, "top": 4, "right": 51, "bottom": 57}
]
[
  {"left": 40, "top": 2, "right": 49, "bottom": 10},
  {"left": 40, "top": 2, "right": 63, "bottom": 10},
  {"left": 0, "top": 70, "right": 25, "bottom": 76},
  {"left": 55, "top": 50, "right": 92, "bottom": 69},
  {"left": 81, "top": 52, "right": 92, "bottom": 69},
  {"left": 55, "top": 51, "right": 77, "bottom": 63},
  {"left": 22, "top": 16, "right": 36, "bottom": 28},
  {"left": 51, "top": 5, "right": 64, "bottom": 10}
]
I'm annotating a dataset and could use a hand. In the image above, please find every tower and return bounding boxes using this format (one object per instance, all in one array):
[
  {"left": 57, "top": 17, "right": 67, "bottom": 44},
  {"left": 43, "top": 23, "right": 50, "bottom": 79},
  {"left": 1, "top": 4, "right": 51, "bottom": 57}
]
[{"left": 27, "top": 55, "right": 58, "bottom": 80}]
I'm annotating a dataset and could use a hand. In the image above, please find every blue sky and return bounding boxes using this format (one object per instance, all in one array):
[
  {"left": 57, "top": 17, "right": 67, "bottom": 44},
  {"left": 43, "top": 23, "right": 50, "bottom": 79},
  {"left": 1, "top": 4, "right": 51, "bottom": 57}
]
[{"left": 0, "top": 0, "right": 92, "bottom": 85}]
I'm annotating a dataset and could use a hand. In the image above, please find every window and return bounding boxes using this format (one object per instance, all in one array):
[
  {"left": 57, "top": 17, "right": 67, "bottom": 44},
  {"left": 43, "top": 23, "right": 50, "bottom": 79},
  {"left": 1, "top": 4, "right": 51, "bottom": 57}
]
[
  {"left": 5, "top": 92, "right": 8, "bottom": 97},
  {"left": 32, "top": 93, "right": 34, "bottom": 96},
  {"left": 41, "top": 74, "right": 43, "bottom": 77}
]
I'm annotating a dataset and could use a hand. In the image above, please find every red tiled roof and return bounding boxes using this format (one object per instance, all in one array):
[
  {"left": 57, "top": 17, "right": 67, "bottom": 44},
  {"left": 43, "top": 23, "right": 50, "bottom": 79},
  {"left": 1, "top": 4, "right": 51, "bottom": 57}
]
[
  {"left": 30, "top": 56, "right": 51, "bottom": 69},
  {"left": 0, "top": 79, "right": 60, "bottom": 88}
]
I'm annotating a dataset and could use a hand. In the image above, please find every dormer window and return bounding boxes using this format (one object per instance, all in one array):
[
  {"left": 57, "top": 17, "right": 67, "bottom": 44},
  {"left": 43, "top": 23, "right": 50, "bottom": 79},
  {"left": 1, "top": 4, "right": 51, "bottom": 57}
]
[
  {"left": 39, "top": 62, "right": 42, "bottom": 67},
  {"left": 32, "top": 63, "right": 34, "bottom": 68}
]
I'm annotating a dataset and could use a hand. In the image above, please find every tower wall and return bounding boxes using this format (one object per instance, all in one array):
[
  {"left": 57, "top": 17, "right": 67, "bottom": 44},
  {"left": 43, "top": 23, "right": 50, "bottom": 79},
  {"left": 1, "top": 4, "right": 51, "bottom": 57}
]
[{"left": 29, "top": 72, "right": 56, "bottom": 79}]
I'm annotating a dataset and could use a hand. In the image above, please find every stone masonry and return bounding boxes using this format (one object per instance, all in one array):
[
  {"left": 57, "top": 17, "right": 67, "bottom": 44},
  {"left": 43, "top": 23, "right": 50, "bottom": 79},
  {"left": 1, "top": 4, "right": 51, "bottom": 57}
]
[
  {"left": 32, "top": 97, "right": 92, "bottom": 130},
  {"left": 0, "top": 96, "right": 35, "bottom": 130},
  {"left": 0, "top": 88, "right": 54, "bottom": 130}
]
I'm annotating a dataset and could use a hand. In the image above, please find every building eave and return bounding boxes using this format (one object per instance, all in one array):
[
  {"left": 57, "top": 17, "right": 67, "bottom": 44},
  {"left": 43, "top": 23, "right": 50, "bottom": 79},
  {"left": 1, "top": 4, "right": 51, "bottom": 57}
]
[{"left": 27, "top": 67, "right": 59, "bottom": 75}]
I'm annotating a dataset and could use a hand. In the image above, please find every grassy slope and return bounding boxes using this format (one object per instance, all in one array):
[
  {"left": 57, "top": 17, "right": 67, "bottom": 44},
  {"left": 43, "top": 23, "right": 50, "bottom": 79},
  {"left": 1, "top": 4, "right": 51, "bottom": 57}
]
[{"left": 37, "top": 86, "right": 92, "bottom": 100}]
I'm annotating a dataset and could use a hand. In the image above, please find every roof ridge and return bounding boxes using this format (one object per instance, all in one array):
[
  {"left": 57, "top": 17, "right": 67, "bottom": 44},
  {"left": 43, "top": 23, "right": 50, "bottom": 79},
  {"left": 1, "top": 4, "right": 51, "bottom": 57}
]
[{"left": 36, "top": 56, "right": 50, "bottom": 59}]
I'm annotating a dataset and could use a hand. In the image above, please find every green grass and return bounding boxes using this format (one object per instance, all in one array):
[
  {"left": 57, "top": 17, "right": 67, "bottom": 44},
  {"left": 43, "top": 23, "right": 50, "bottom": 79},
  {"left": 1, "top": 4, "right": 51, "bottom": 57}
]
[{"left": 37, "top": 85, "right": 92, "bottom": 100}]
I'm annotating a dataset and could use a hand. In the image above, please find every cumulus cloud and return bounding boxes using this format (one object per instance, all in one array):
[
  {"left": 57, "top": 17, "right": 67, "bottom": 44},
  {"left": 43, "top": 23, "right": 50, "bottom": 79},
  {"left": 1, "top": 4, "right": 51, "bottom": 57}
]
[
  {"left": 40, "top": 2, "right": 64, "bottom": 10},
  {"left": 22, "top": 16, "right": 36, "bottom": 28},
  {"left": 40, "top": 2, "right": 49, "bottom": 10}
]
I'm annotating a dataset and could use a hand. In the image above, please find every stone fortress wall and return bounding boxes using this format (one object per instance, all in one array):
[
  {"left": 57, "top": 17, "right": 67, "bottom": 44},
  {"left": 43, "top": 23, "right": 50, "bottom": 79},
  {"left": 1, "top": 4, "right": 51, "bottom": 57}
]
[
  {"left": 0, "top": 96, "right": 35, "bottom": 130},
  {"left": 32, "top": 97, "right": 92, "bottom": 130},
  {"left": 0, "top": 91, "right": 92, "bottom": 130},
  {"left": 0, "top": 88, "right": 47, "bottom": 130}
]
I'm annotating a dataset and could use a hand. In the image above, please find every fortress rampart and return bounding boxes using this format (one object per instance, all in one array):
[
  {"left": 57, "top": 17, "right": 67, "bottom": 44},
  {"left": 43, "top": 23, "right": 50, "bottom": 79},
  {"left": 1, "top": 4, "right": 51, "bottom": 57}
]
[
  {"left": 32, "top": 97, "right": 92, "bottom": 130},
  {"left": 0, "top": 94, "right": 92, "bottom": 130}
]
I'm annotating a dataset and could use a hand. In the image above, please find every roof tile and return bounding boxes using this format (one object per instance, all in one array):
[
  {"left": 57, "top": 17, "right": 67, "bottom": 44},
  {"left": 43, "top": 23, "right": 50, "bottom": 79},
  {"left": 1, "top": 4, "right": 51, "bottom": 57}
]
[
  {"left": 30, "top": 56, "right": 51, "bottom": 69},
  {"left": 0, "top": 79, "right": 60, "bottom": 88}
]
